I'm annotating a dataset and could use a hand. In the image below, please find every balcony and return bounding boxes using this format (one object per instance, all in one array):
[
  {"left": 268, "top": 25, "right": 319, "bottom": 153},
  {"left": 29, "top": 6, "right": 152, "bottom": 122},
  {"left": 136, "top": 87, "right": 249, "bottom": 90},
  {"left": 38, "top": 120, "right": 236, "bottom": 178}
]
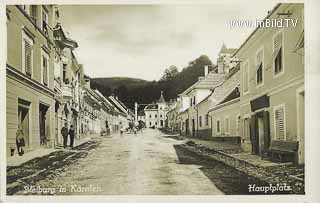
[{"left": 61, "top": 83, "right": 73, "bottom": 99}]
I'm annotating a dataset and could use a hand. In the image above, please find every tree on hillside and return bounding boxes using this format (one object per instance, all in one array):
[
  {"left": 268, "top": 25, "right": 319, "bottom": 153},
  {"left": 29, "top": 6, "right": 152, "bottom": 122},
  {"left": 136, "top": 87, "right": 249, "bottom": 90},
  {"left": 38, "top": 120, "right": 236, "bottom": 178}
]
[{"left": 159, "top": 65, "right": 179, "bottom": 82}]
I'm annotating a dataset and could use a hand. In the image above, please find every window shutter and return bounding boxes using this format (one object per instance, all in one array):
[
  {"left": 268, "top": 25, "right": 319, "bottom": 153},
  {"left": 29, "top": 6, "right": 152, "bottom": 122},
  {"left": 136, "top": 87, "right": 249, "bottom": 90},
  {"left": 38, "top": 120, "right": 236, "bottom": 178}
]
[
  {"left": 275, "top": 107, "right": 285, "bottom": 140},
  {"left": 24, "top": 39, "right": 32, "bottom": 76}
]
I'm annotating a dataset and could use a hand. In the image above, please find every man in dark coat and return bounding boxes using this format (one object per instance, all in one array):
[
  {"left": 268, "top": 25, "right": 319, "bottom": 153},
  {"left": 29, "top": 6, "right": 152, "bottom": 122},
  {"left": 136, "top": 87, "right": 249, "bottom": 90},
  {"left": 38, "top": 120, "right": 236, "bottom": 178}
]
[
  {"left": 69, "top": 125, "right": 75, "bottom": 149},
  {"left": 16, "top": 125, "right": 25, "bottom": 156},
  {"left": 61, "top": 123, "right": 68, "bottom": 148}
]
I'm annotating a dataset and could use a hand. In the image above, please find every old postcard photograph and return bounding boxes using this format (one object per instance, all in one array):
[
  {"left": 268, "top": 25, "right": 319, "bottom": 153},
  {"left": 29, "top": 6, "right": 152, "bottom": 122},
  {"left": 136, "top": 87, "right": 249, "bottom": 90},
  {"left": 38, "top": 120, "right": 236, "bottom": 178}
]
[{"left": 1, "top": 0, "right": 319, "bottom": 202}]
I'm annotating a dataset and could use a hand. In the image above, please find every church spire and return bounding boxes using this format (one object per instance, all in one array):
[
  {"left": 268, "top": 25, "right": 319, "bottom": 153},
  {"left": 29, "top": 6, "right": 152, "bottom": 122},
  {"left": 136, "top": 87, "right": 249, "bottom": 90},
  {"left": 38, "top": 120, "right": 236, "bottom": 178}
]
[{"left": 157, "top": 91, "right": 166, "bottom": 103}]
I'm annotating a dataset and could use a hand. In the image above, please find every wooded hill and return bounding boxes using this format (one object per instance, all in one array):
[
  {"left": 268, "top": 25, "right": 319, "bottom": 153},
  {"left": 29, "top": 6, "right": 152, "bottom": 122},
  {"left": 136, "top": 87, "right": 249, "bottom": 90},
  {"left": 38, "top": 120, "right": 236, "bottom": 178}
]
[{"left": 90, "top": 55, "right": 213, "bottom": 109}]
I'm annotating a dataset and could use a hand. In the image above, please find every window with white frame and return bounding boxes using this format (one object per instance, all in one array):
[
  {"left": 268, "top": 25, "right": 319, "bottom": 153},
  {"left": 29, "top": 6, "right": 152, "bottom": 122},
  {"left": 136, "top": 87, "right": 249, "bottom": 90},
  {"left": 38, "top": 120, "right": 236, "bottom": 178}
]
[
  {"left": 274, "top": 105, "right": 286, "bottom": 140},
  {"left": 273, "top": 31, "right": 283, "bottom": 75},
  {"left": 256, "top": 48, "right": 263, "bottom": 85},
  {"left": 243, "top": 61, "right": 249, "bottom": 93},
  {"left": 41, "top": 7, "right": 49, "bottom": 36},
  {"left": 22, "top": 31, "right": 33, "bottom": 77},
  {"left": 41, "top": 49, "right": 49, "bottom": 86},
  {"left": 225, "top": 117, "right": 230, "bottom": 133}
]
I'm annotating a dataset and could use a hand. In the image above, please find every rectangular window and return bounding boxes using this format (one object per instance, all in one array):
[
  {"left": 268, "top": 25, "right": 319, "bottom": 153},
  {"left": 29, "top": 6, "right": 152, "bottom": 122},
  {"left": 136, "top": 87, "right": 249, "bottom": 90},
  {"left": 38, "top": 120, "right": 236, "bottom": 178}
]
[
  {"left": 190, "top": 97, "right": 193, "bottom": 107},
  {"left": 42, "top": 54, "right": 49, "bottom": 86},
  {"left": 274, "top": 105, "right": 286, "bottom": 140},
  {"left": 205, "top": 114, "right": 209, "bottom": 126},
  {"left": 30, "top": 5, "right": 37, "bottom": 22},
  {"left": 22, "top": 32, "right": 33, "bottom": 77},
  {"left": 243, "top": 61, "right": 249, "bottom": 93},
  {"left": 216, "top": 120, "right": 220, "bottom": 133},
  {"left": 42, "top": 7, "right": 49, "bottom": 36},
  {"left": 199, "top": 116, "right": 202, "bottom": 127},
  {"left": 193, "top": 96, "right": 196, "bottom": 105},
  {"left": 273, "top": 31, "right": 283, "bottom": 75},
  {"left": 62, "top": 64, "right": 67, "bottom": 82},
  {"left": 256, "top": 49, "right": 263, "bottom": 85},
  {"left": 225, "top": 117, "right": 230, "bottom": 133},
  {"left": 236, "top": 115, "right": 241, "bottom": 135},
  {"left": 41, "top": 49, "right": 49, "bottom": 86}
]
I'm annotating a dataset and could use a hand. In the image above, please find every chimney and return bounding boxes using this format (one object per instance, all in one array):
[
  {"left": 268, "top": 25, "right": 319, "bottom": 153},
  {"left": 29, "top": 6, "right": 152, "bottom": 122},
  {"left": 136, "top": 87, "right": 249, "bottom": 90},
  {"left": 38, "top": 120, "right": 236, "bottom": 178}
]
[{"left": 204, "top": 65, "right": 209, "bottom": 76}]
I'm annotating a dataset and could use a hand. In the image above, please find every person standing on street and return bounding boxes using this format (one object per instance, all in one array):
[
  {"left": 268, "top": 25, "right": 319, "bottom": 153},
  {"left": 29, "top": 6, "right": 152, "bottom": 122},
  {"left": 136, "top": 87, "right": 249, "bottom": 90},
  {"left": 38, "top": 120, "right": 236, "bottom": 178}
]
[
  {"left": 61, "top": 123, "right": 68, "bottom": 148},
  {"left": 119, "top": 122, "right": 124, "bottom": 137},
  {"left": 16, "top": 125, "right": 25, "bottom": 156},
  {"left": 69, "top": 125, "right": 76, "bottom": 149}
]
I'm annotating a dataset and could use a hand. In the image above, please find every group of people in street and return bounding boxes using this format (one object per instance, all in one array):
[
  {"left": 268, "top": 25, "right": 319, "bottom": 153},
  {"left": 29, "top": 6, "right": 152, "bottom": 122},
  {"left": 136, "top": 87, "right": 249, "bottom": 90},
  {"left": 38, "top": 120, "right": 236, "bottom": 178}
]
[
  {"left": 119, "top": 121, "right": 144, "bottom": 137},
  {"left": 61, "top": 123, "right": 76, "bottom": 149},
  {"left": 14, "top": 123, "right": 76, "bottom": 157}
]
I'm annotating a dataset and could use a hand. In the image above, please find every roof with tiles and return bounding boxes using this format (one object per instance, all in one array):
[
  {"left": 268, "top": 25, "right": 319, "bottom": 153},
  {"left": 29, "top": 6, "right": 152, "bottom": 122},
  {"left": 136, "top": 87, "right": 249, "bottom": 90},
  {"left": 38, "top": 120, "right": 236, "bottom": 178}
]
[{"left": 180, "top": 72, "right": 226, "bottom": 95}]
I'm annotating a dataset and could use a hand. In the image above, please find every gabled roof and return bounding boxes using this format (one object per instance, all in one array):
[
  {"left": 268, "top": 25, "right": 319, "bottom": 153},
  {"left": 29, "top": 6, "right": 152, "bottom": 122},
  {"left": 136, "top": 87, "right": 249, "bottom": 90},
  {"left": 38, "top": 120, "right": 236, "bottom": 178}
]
[
  {"left": 108, "top": 96, "right": 128, "bottom": 115},
  {"left": 219, "top": 86, "right": 240, "bottom": 104},
  {"left": 208, "top": 65, "right": 240, "bottom": 109},
  {"left": 180, "top": 71, "right": 225, "bottom": 96}
]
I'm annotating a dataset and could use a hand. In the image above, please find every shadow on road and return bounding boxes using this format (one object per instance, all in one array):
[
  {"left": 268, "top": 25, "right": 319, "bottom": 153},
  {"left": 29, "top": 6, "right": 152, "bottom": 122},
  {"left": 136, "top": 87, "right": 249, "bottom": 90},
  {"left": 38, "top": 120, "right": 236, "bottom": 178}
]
[
  {"left": 7, "top": 139, "right": 101, "bottom": 195},
  {"left": 173, "top": 144, "right": 290, "bottom": 195}
]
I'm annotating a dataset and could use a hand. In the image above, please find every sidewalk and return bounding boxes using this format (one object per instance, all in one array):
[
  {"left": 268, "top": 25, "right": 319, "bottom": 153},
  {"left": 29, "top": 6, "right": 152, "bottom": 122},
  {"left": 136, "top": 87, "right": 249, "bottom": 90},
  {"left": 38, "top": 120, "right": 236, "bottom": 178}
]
[
  {"left": 176, "top": 136, "right": 305, "bottom": 194},
  {"left": 187, "top": 137, "right": 241, "bottom": 152},
  {"left": 7, "top": 134, "right": 99, "bottom": 167}
]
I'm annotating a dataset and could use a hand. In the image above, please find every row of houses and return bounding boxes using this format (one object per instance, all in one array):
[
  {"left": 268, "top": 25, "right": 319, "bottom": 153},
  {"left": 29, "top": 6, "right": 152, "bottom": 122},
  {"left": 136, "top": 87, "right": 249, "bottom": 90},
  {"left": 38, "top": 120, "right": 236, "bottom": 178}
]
[
  {"left": 166, "top": 3, "right": 305, "bottom": 164},
  {"left": 6, "top": 5, "right": 131, "bottom": 157}
]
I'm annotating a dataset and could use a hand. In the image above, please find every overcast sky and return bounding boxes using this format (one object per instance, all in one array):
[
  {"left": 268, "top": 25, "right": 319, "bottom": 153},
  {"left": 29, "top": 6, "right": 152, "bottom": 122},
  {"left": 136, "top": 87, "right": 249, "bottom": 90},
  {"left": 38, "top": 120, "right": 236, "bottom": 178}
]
[{"left": 59, "top": 2, "right": 278, "bottom": 81}]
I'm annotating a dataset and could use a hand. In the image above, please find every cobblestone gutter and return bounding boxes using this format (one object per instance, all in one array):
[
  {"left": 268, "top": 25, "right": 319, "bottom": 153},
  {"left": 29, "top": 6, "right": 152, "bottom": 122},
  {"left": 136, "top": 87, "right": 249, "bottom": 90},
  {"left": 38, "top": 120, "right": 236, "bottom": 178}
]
[{"left": 180, "top": 142, "right": 305, "bottom": 194}]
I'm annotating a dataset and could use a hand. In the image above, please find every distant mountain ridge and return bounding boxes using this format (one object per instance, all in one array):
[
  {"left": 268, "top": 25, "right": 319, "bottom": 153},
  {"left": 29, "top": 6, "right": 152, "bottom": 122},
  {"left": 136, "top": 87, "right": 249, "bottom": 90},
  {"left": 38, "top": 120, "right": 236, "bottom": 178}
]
[
  {"left": 90, "top": 55, "right": 213, "bottom": 109},
  {"left": 92, "top": 77, "right": 149, "bottom": 87}
]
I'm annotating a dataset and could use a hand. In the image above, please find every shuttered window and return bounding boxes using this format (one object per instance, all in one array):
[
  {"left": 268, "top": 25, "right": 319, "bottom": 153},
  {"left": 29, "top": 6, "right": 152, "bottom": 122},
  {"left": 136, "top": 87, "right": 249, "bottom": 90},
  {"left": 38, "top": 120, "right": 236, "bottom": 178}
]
[
  {"left": 243, "top": 61, "right": 249, "bottom": 92},
  {"left": 22, "top": 32, "right": 33, "bottom": 77},
  {"left": 273, "top": 31, "right": 283, "bottom": 74},
  {"left": 274, "top": 105, "right": 285, "bottom": 140},
  {"left": 24, "top": 40, "right": 32, "bottom": 76}
]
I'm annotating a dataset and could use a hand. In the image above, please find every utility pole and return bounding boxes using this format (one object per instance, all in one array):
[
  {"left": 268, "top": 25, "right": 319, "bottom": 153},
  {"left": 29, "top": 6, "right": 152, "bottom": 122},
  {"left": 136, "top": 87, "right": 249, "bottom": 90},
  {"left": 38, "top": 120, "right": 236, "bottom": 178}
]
[{"left": 134, "top": 102, "right": 138, "bottom": 121}]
